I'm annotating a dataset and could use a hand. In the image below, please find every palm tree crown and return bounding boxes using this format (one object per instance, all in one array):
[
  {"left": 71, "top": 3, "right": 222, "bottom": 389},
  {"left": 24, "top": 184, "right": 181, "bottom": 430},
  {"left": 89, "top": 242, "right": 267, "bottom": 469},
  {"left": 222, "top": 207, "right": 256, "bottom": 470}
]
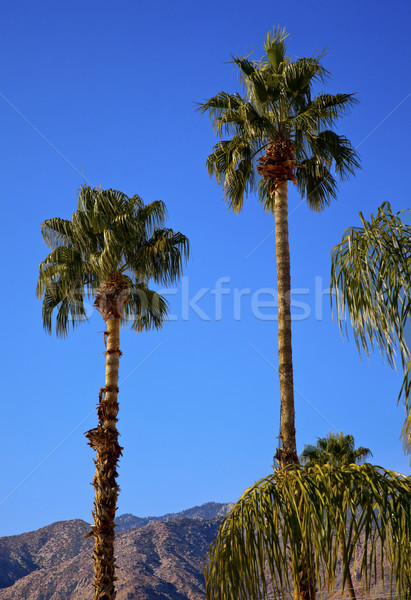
[
  {"left": 198, "top": 26, "right": 360, "bottom": 214},
  {"left": 301, "top": 431, "right": 373, "bottom": 467},
  {"left": 36, "top": 186, "right": 189, "bottom": 335}
]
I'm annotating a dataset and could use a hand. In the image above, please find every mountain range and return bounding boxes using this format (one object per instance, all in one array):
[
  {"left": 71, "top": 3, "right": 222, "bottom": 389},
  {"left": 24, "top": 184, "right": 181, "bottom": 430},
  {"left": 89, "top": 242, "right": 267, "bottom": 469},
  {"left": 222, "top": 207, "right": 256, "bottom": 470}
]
[
  {"left": 0, "top": 502, "right": 232, "bottom": 600},
  {"left": 0, "top": 501, "right": 393, "bottom": 600}
]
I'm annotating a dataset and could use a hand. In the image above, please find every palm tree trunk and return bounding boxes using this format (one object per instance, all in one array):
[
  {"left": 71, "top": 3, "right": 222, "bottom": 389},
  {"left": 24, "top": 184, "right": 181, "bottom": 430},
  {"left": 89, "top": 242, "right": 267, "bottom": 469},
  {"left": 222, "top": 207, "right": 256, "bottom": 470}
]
[
  {"left": 340, "top": 535, "right": 356, "bottom": 600},
  {"left": 273, "top": 181, "right": 298, "bottom": 468},
  {"left": 86, "top": 316, "right": 123, "bottom": 600},
  {"left": 273, "top": 182, "right": 316, "bottom": 600}
]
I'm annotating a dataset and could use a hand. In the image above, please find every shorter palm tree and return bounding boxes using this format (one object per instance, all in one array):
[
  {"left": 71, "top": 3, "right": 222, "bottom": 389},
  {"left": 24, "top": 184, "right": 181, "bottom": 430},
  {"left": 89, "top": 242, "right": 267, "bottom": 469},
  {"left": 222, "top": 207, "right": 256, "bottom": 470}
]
[
  {"left": 37, "top": 186, "right": 189, "bottom": 600},
  {"left": 204, "top": 463, "right": 411, "bottom": 600},
  {"left": 301, "top": 431, "right": 372, "bottom": 467},
  {"left": 301, "top": 432, "right": 373, "bottom": 600}
]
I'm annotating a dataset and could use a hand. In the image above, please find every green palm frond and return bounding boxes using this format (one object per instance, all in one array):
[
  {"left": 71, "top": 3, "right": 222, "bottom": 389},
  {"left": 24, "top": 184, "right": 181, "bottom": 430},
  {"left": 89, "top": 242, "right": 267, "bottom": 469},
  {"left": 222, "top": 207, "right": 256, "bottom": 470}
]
[
  {"left": 206, "top": 136, "right": 263, "bottom": 212},
  {"left": 331, "top": 203, "right": 411, "bottom": 450},
  {"left": 264, "top": 26, "right": 289, "bottom": 71},
  {"left": 308, "top": 93, "right": 358, "bottom": 125},
  {"left": 40, "top": 280, "right": 89, "bottom": 336},
  {"left": 310, "top": 130, "right": 360, "bottom": 179},
  {"left": 41, "top": 217, "right": 76, "bottom": 249},
  {"left": 295, "top": 159, "right": 337, "bottom": 211},
  {"left": 37, "top": 186, "right": 189, "bottom": 336},
  {"left": 205, "top": 464, "right": 411, "bottom": 600},
  {"left": 282, "top": 57, "right": 328, "bottom": 94},
  {"left": 122, "top": 282, "right": 169, "bottom": 332},
  {"left": 134, "top": 199, "right": 167, "bottom": 235},
  {"left": 134, "top": 228, "right": 190, "bottom": 284}
]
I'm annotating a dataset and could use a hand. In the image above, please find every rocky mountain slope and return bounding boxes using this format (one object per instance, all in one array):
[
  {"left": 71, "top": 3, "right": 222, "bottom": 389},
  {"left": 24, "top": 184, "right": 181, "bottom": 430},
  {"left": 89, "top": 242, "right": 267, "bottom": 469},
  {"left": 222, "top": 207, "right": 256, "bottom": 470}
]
[
  {"left": 0, "top": 503, "right": 229, "bottom": 600},
  {"left": 0, "top": 502, "right": 395, "bottom": 600},
  {"left": 0, "top": 518, "right": 221, "bottom": 600}
]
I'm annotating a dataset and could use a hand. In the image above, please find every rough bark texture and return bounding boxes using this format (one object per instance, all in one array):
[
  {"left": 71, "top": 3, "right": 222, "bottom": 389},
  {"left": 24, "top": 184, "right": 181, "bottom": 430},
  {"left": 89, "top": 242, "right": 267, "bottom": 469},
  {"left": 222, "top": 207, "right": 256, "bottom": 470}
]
[
  {"left": 86, "top": 276, "right": 127, "bottom": 600},
  {"left": 272, "top": 181, "right": 298, "bottom": 468}
]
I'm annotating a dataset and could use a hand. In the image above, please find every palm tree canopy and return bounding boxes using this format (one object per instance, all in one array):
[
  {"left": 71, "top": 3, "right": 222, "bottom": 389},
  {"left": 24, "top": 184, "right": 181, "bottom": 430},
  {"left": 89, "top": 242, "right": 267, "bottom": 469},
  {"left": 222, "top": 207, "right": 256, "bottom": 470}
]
[
  {"left": 330, "top": 202, "right": 411, "bottom": 450},
  {"left": 301, "top": 431, "right": 373, "bottom": 467},
  {"left": 36, "top": 186, "right": 189, "bottom": 336},
  {"left": 197, "top": 26, "right": 360, "bottom": 213},
  {"left": 205, "top": 464, "right": 411, "bottom": 600}
]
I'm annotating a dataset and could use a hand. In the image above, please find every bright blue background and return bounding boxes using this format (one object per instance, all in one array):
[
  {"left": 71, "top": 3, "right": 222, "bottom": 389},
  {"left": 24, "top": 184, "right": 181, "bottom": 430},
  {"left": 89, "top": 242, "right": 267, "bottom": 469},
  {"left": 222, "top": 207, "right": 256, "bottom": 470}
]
[{"left": 1, "top": 0, "right": 410, "bottom": 536}]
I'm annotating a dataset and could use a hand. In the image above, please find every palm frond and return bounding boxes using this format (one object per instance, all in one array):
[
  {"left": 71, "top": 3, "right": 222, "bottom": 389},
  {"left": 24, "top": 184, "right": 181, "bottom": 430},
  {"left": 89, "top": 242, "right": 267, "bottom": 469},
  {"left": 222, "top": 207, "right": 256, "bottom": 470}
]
[
  {"left": 310, "top": 130, "right": 360, "bottom": 179},
  {"left": 40, "top": 280, "right": 89, "bottom": 337},
  {"left": 295, "top": 159, "right": 337, "bottom": 211},
  {"left": 264, "top": 26, "right": 289, "bottom": 71},
  {"left": 134, "top": 229, "right": 189, "bottom": 284},
  {"left": 122, "top": 282, "right": 169, "bottom": 332},
  {"left": 205, "top": 464, "right": 411, "bottom": 600},
  {"left": 197, "top": 92, "right": 274, "bottom": 139},
  {"left": 311, "top": 93, "right": 359, "bottom": 125},
  {"left": 206, "top": 136, "right": 263, "bottom": 212},
  {"left": 331, "top": 203, "right": 411, "bottom": 450},
  {"left": 41, "top": 218, "right": 76, "bottom": 250},
  {"left": 282, "top": 57, "right": 328, "bottom": 96}
]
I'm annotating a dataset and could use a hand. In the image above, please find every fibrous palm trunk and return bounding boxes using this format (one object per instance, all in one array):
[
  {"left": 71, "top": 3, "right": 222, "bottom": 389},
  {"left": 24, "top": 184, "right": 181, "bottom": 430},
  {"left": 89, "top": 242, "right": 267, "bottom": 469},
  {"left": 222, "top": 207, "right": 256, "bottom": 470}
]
[
  {"left": 273, "top": 183, "right": 315, "bottom": 600},
  {"left": 273, "top": 181, "right": 298, "bottom": 468},
  {"left": 86, "top": 315, "right": 123, "bottom": 600},
  {"left": 256, "top": 137, "right": 298, "bottom": 468}
]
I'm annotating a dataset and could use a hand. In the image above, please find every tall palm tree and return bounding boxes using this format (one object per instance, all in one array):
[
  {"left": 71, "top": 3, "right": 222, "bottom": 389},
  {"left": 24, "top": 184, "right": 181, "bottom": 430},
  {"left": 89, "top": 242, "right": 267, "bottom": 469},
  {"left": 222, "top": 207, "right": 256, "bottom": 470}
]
[
  {"left": 36, "top": 186, "right": 189, "bottom": 600},
  {"left": 198, "top": 27, "right": 360, "bottom": 467},
  {"left": 301, "top": 432, "right": 373, "bottom": 600},
  {"left": 198, "top": 30, "right": 411, "bottom": 600},
  {"left": 331, "top": 202, "right": 411, "bottom": 451}
]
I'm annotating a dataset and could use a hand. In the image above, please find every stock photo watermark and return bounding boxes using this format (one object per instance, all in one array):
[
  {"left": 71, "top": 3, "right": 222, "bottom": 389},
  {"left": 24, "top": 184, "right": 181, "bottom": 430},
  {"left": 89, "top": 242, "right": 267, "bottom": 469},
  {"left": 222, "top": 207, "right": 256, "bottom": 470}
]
[{"left": 78, "top": 275, "right": 336, "bottom": 324}]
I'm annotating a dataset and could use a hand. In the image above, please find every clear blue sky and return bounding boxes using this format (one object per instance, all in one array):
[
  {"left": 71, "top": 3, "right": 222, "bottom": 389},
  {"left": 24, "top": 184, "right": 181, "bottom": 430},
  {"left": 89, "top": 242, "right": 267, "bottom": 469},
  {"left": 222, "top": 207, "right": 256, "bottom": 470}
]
[{"left": 1, "top": 0, "right": 410, "bottom": 537}]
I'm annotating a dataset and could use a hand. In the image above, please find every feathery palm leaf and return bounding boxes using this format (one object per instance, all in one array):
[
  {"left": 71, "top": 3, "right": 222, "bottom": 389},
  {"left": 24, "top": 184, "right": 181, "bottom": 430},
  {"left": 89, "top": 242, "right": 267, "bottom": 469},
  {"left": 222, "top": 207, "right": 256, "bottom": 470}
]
[
  {"left": 205, "top": 464, "right": 411, "bottom": 600},
  {"left": 331, "top": 202, "right": 411, "bottom": 450}
]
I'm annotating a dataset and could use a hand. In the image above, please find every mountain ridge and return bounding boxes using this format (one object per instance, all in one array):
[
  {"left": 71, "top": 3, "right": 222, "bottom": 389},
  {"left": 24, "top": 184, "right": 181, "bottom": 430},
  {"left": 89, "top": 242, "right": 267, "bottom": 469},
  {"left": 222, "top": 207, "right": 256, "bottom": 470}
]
[
  {"left": 0, "top": 502, "right": 232, "bottom": 600},
  {"left": 0, "top": 501, "right": 394, "bottom": 600},
  {"left": 115, "top": 501, "right": 234, "bottom": 531}
]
